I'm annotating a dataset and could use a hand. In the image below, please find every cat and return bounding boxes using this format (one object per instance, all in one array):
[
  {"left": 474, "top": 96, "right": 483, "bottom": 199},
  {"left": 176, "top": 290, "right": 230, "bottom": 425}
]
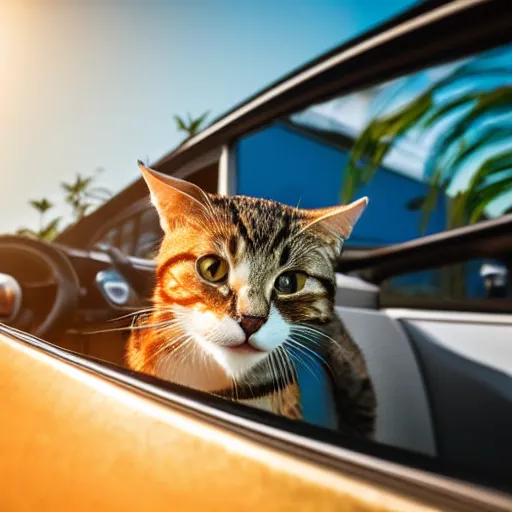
[{"left": 127, "top": 162, "right": 376, "bottom": 439}]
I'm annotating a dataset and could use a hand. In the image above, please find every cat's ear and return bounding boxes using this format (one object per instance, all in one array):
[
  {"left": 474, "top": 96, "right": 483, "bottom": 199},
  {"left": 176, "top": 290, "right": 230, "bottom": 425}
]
[
  {"left": 138, "top": 161, "right": 210, "bottom": 232},
  {"left": 302, "top": 197, "right": 368, "bottom": 240}
]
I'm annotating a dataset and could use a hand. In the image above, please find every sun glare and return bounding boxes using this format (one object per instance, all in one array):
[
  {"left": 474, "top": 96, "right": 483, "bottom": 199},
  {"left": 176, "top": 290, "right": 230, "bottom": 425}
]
[{"left": 0, "top": 4, "right": 19, "bottom": 92}]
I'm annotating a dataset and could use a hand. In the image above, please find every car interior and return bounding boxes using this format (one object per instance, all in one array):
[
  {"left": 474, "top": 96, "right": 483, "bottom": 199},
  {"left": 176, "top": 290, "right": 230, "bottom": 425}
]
[
  {"left": 1, "top": 215, "right": 510, "bottom": 494},
  {"left": 0, "top": 0, "right": 511, "bottom": 506}
]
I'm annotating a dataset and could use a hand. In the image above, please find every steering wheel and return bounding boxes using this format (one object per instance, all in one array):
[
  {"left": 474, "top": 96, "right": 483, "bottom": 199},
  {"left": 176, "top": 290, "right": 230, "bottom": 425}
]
[{"left": 0, "top": 235, "right": 81, "bottom": 339}]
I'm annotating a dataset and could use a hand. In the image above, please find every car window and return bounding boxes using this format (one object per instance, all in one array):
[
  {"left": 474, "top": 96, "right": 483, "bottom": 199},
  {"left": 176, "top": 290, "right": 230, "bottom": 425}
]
[
  {"left": 99, "top": 225, "right": 120, "bottom": 249},
  {"left": 381, "top": 258, "right": 512, "bottom": 308},
  {"left": 89, "top": 162, "right": 219, "bottom": 258},
  {"left": 236, "top": 43, "right": 512, "bottom": 250},
  {"left": 134, "top": 208, "right": 161, "bottom": 259},
  {"left": 119, "top": 218, "right": 137, "bottom": 255},
  {"left": 92, "top": 206, "right": 162, "bottom": 258}
]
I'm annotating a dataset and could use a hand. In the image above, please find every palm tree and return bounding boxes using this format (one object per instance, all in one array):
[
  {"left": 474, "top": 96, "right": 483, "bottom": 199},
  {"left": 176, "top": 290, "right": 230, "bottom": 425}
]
[
  {"left": 174, "top": 111, "right": 209, "bottom": 139},
  {"left": 16, "top": 198, "right": 61, "bottom": 242},
  {"left": 30, "top": 199, "right": 53, "bottom": 231},
  {"left": 61, "top": 168, "right": 112, "bottom": 221},
  {"left": 342, "top": 52, "right": 512, "bottom": 230},
  {"left": 15, "top": 169, "right": 112, "bottom": 240}
]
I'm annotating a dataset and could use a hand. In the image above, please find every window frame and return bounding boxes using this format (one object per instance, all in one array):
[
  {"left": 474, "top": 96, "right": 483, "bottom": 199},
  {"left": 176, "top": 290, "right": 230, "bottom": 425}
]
[
  {"left": 85, "top": 147, "right": 225, "bottom": 255},
  {"left": 338, "top": 214, "right": 512, "bottom": 312}
]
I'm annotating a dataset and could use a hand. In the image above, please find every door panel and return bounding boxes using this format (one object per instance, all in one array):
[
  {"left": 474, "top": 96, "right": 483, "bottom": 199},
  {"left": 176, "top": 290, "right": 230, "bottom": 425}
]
[
  {"left": 388, "top": 310, "right": 512, "bottom": 490},
  {"left": 0, "top": 328, "right": 445, "bottom": 512},
  {"left": 401, "top": 317, "right": 512, "bottom": 377}
]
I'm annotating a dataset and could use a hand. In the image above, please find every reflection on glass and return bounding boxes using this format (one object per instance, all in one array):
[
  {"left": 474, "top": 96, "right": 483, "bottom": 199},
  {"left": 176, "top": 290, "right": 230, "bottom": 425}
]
[
  {"left": 119, "top": 218, "right": 136, "bottom": 255},
  {"left": 381, "top": 258, "right": 512, "bottom": 304},
  {"left": 237, "top": 43, "right": 511, "bottom": 248},
  {"left": 134, "top": 208, "right": 162, "bottom": 259},
  {"left": 99, "top": 226, "right": 119, "bottom": 249}
]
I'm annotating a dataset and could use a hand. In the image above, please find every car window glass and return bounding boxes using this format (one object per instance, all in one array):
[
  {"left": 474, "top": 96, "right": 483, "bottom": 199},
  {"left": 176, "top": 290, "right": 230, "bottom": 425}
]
[
  {"left": 381, "top": 257, "right": 512, "bottom": 307},
  {"left": 134, "top": 208, "right": 162, "bottom": 259},
  {"left": 119, "top": 218, "right": 137, "bottom": 255},
  {"left": 91, "top": 207, "right": 162, "bottom": 258},
  {"left": 97, "top": 226, "right": 120, "bottom": 250},
  {"left": 236, "top": 43, "right": 512, "bottom": 249}
]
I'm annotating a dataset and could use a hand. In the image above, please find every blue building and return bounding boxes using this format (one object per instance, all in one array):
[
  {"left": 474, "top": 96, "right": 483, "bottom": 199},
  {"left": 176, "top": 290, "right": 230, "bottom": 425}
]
[
  {"left": 236, "top": 120, "right": 448, "bottom": 248},
  {"left": 234, "top": 116, "right": 486, "bottom": 300}
]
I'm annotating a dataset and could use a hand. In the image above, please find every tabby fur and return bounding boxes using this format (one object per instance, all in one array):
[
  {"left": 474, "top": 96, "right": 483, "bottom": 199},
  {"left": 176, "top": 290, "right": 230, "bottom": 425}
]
[{"left": 126, "top": 162, "right": 376, "bottom": 439}]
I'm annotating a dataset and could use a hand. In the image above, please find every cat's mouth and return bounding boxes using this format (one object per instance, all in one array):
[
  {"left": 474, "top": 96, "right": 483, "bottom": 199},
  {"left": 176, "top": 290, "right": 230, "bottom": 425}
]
[{"left": 228, "top": 342, "right": 265, "bottom": 354}]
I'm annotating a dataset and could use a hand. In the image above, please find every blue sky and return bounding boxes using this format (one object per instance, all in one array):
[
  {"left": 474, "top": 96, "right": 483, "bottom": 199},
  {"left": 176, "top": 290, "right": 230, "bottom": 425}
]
[{"left": 0, "top": 0, "right": 415, "bottom": 234}]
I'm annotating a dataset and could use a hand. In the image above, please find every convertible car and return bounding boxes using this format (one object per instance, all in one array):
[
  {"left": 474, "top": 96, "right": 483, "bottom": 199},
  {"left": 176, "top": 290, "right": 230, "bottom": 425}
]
[{"left": 1, "top": 0, "right": 511, "bottom": 510}]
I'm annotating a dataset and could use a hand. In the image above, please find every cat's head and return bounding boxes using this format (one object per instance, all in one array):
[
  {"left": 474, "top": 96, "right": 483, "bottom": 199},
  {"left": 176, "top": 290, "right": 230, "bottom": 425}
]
[{"left": 139, "top": 162, "right": 367, "bottom": 380}]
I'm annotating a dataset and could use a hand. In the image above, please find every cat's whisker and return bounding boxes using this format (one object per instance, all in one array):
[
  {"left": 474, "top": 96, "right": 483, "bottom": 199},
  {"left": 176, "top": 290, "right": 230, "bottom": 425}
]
[
  {"left": 272, "top": 350, "right": 287, "bottom": 395},
  {"left": 280, "top": 346, "right": 297, "bottom": 384},
  {"left": 279, "top": 347, "right": 295, "bottom": 389},
  {"left": 105, "top": 307, "right": 160, "bottom": 323},
  {"left": 292, "top": 331, "right": 324, "bottom": 353},
  {"left": 267, "top": 354, "right": 280, "bottom": 398},
  {"left": 82, "top": 322, "right": 172, "bottom": 336},
  {"left": 289, "top": 329, "right": 325, "bottom": 349},
  {"left": 287, "top": 336, "right": 333, "bottom": 373},
  {"left": 106, "top": 304, "right": 178, "bottom": 325},
  {"left": 295, "top": 325, "right": 353, "bottom": 360},
  {"left": 288, "top": 335, "right": 338, "bottom": 382},
  {"left": 285, "top": 348, "right": 322, "bottom": 386},
  {"left": 285, "top": 339, "right": 320, "bottom": 370},
  {"left": 144, "top": 333, "right": 190, "bottom": 365},
  {"left": 231, "top": 376, "right": 239, "bottom": 401},
  {"left": 175, "top": 342, "right": 194, "bottom": 369},
  {"left": 294, "top": 324, "right": 335, "bottom": 341},
  {"left": 271, "top": 353, "right": 283, "bottom": 397},
  {"left": 289, "top": 333, "right": 333, "bottom": 366},
  {"left": 274, "top": 347, "right": 286, "bottom": 386},
  {"left": 155, "top": 336, "right": 195, "bottom": 374},
  {"left": 292, "top": 324, "right": 329, "bottom": 338},
  {"left": 84, "top": 309, "right": 182, "bottom": 336},
  {"left": 238, "top": 372, "right": 255, "bottom": 400},
  {"left": 292, "top": 325, "right": 350, "bottom": 355}
]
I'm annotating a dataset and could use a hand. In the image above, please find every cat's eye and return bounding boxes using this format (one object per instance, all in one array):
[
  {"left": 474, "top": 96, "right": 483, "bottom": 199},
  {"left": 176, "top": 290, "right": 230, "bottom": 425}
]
[
  {"left": 196, "top": 255, "right": 229, "bottom": 283},
  {"left": 274, "top": 271, "right": 307, "bottom": 295}
]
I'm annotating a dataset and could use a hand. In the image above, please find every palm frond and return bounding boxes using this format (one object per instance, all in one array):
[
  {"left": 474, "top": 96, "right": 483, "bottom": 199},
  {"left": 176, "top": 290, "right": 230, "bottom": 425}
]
[
  {"left": 341, "top": 54, "right": 512, "bottom": 230},
  {"left": 39, "top": 217, "right": 62, "bottom": 241}
]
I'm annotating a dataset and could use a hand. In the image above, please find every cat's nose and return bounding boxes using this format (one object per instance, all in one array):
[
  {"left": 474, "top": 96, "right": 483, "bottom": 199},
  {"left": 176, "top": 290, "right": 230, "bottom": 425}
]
[{"left": 238, "top": 315, "right": 265, "bottom": 338}]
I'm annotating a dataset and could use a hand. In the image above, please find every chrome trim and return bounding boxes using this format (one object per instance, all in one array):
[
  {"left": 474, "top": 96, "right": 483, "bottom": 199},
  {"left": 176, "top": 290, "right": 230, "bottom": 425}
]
[
  {"left": 62, "top": 245, "right": 156, "bottom": 271},
  {"left": 0, "top": 273, "right": 22, "bottom": 322},
  {"left": 384, "top": 308, "right": 512, "bottom": 325},
  {"left": 217, "top": 144, "right": 237, "bottom": 196}
]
